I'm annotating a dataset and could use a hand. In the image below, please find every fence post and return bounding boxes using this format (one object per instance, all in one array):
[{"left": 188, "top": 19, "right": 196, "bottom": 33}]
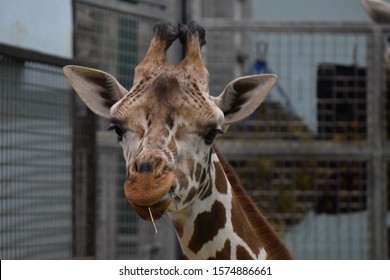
[
  {"left": 368, "top": 26, "right": 387, "bottom": 259},
  {"left": 72, "top": 95, "right": 97, "bottom": 258}
]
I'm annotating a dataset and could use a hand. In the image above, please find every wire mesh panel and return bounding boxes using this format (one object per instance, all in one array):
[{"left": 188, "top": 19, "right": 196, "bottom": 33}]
[
  {"left": 230, "top": 157, "right": 368, "bottom": 259},
  {"left": 96, "top": 142, "right": 177, "bottom": 260},
  {"left": 0, "top": 56, "right": 73, "bottom": 259},
  {"left": 206, "top": 25, "right": 369, "bottom": 139},
  {"left": 202, "top": 20, "right": 389, "bottom": 259},
  {"left": 74, "top": 1, "right": 160, "bottom": 87},
  {"left": 95, "top": 145, "right": 139, "bottom": 259},
  {"left": 317, "top": 64, "right": 367, "bottom": 141}
]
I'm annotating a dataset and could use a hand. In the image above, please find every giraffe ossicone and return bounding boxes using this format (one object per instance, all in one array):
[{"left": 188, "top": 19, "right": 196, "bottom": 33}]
[{"left": 64, "top": 21, "right": 292, "bottom": 260}]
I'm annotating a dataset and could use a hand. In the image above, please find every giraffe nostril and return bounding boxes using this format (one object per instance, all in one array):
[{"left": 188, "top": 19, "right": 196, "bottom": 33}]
[
  {"left": 132, "top": 156, "right": 169, "bottom": 175},
  {"left": 138, "top": 162, "right": 153, "bottom": 173}
]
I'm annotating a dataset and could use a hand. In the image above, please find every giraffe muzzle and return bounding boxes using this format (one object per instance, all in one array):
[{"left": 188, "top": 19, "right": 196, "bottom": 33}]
[
  {"left": 127, "top": 187, "right": 175, "bottom": 221},
  {"left": 124, "top": 166, "right": 177, "bottom": 220}
]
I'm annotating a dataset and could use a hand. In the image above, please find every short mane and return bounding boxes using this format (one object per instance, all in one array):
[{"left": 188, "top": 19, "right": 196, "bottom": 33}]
[{"left": 213, "top": 145, "right": 293, "bottom": 259}]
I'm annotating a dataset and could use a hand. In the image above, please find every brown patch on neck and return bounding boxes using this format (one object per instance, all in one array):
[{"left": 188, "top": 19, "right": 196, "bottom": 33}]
[
  {"left": 236, "top": 245, "right": 253, "bottom": 260},
  {"left": 208, "top": 239, "right": 231, "bottom": 260},
  {"left": 213, "top": 145, "right": 293, "bottom": 260},
  {"left": 213, "top": 161, "right": 228, "bottom": 194},
  {"left": 188, "top": 200, "right": 226, "bottom": 254},
  {"left": 231, "top": 194, "right": 261, "bottom": 258}
]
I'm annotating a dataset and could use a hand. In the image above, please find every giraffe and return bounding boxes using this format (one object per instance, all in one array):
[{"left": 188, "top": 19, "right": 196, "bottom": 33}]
[{"left": 64, "top": 21, "right": 292, "bottom": 260}]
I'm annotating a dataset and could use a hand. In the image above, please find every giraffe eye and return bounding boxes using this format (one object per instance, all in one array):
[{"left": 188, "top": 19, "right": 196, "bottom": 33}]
[
  {"left": 204, "top": 128, "right": 223, "bottom": 145},
  {"left": 108, "top": 124, "right": 124, "bottom": 141}
]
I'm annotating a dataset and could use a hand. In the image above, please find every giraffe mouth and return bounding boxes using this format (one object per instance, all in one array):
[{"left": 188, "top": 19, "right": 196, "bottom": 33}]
[
  {"left": 130, "top": 185, "right": 177, "bottom": 221},
  {"left": 124, "top": 169, "right": 177, "bottom": 221}
]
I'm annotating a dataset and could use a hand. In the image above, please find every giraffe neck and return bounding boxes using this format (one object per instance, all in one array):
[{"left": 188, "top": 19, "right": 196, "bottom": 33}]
[{"left": 169, "top": 147, "right": 292, "bottom": 260}]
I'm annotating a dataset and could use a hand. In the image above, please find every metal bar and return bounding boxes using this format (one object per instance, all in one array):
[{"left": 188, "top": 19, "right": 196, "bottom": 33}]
[
  {"left": 71, "top": 96, "right": 97, "bottom": 258},
  {"left": 218, "top": 140, "right": 382, "bottom": 159},
  {"left": 75, "top": 0, "right": 166, "bottom": 20},
  {"left": 200, "top": 18, "right": 388, "bottom": 34},
  {"left": 0, "top": 43, "right": 75, "bottom": 67},
  {"left": 1, "top": 50, "right": 76, "bottom": 259},
  {"left": 367, "top": 27, "right": 387, "bottom": 259}
]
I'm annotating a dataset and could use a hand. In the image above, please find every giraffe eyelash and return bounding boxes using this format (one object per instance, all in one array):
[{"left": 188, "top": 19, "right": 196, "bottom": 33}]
[
  {"left": 108, "top": 124, "right": 124, "bottom": 141},
  {"left": 204, "top": 127, "right": 223, "bottom": 145}
]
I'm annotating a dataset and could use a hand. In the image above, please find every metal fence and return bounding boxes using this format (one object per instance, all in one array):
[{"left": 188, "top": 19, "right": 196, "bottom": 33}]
[
  {"left": 201, "top": 19, "right": 390, "bottom": 259},
  {"left": 0, "top": 48, "right": 75, "bottom": 259}
]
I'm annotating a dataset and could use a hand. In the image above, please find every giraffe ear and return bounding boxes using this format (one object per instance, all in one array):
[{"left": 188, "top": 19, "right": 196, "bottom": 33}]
[
  {"left": 64, "top": 65, "right": 128, "bottom": 119},
  {"left": 212, "top": 74, "right": 277, "bottom": 128}
]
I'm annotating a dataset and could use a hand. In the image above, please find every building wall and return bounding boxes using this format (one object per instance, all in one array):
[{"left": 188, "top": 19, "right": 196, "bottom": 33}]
[
  {"left": 251, "top": 0, "right": 372, "bottom": 21},
  {"left": 0, "top": 0, "right": 73, "bottom": 58}
]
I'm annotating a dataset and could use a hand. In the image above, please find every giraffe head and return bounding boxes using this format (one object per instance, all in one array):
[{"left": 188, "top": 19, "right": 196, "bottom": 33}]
[{"left": 64, "top": 21, "right": 276, "bottom": 222}]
